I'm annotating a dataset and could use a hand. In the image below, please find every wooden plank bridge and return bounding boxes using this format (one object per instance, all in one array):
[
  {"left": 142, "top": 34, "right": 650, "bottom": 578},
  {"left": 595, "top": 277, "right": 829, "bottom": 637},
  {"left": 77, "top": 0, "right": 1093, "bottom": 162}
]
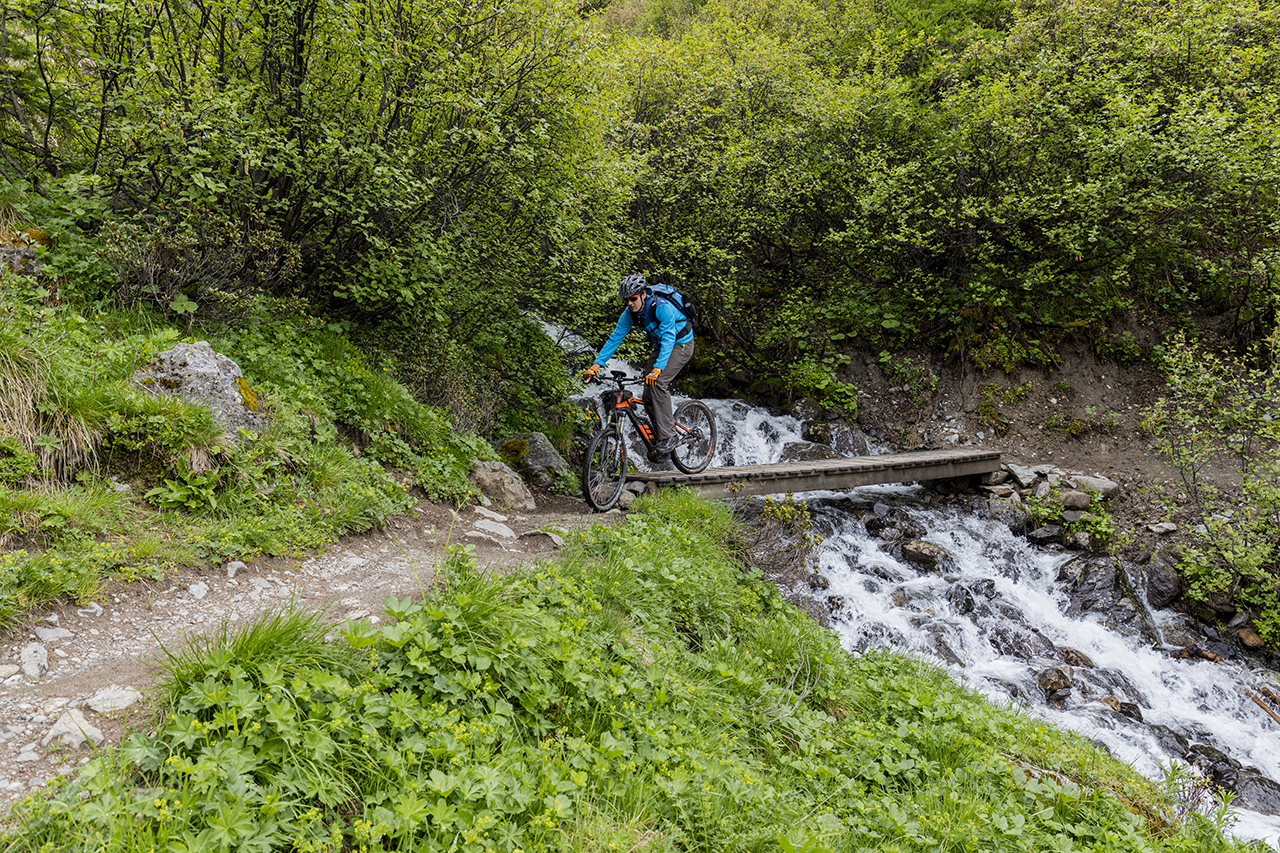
[{"left": 630, "top": 448, "right": 1003, "bottom": 499}]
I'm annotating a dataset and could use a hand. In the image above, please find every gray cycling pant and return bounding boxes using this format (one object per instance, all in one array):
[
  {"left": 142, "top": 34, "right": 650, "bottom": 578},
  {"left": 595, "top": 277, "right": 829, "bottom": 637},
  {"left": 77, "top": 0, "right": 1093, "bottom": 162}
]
[{"left": 643, "top": 340, "right": 694, "bottom": 440}]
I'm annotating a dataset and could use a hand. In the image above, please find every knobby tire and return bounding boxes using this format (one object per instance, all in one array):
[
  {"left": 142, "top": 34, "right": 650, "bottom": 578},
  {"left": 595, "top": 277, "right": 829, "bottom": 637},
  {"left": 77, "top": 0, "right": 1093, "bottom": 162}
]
[
  {"left": 582, "top": 426, "right": 627, "bottom": 511},
  {"left": 671, "top": 400, "right": 716, "bottom": 474}
]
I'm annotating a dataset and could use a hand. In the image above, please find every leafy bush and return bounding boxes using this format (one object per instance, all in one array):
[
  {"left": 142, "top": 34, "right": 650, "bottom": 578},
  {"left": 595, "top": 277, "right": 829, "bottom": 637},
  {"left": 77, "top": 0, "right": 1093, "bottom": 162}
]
[{"left": 1142, "top": 331, "right": 1280, "bottom": 643}]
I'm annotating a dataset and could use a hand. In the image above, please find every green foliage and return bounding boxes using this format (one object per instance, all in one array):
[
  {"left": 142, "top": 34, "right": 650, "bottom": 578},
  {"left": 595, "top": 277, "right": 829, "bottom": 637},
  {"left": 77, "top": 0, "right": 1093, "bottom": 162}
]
[
  {"left": 1026, "top": 489, "right": 1117, "bottom": 548},
  {"left": 214, "top": 321, "right": 494, "bottom": 504},
  {"left": 592, "top": 0, "right": 1280, "bottom": 382},
  {"left": 145, "top": 470, "right": 222, "bottom": 513},
  {"left": 0, "top": 436, "right": 38, "bottom": 483},
  {"left": 1142, "top": 331, "right": 1280, "bottom": 644},
  {"left": 2, "top": 493, "right": 1246, "bottom": 851},
  {"left": 0, "top": 295, "right": 497, "bottom": 625},
  {"left": 1, "top": 0, "right": 624, "bottom": 327}
]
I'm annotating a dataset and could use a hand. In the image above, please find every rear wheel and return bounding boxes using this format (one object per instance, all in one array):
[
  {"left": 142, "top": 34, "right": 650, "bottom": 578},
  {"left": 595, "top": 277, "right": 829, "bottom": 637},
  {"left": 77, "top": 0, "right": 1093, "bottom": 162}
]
[
  {"left": 582, "top": 427, "right": 627, "bottom": 510},
  {"left": 671, "top": 401, "right": 716, "bottom": 474}
]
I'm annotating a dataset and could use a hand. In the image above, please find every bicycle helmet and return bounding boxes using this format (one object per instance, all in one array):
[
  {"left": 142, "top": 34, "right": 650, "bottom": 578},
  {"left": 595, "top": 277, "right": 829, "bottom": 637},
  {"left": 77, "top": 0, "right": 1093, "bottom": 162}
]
[{"left": 618, "top": 274, "right": 647, "bottom": 300}]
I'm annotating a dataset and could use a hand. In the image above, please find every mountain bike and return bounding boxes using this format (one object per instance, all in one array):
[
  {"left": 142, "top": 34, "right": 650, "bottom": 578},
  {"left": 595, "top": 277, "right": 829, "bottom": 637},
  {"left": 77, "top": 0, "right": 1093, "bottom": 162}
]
[{"left": 581, "top": 370, "right": 717, "bottom": 511}]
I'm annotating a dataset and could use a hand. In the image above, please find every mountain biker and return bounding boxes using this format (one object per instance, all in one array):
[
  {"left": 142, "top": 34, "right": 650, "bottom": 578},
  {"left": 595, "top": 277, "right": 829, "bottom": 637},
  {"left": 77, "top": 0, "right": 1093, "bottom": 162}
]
[{"left": 582, "top": 273, "right": 694, "bottom": 456}]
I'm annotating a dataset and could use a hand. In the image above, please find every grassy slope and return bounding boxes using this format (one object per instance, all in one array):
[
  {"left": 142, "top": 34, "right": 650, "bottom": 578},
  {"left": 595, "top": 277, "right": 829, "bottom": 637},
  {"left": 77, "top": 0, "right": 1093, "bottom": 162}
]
[
  {"left": 0, "top": 292, "right": 494, "bottom": 630},
  {"left": 1, "top": 492, "right": 1249, "bottom": 852}
]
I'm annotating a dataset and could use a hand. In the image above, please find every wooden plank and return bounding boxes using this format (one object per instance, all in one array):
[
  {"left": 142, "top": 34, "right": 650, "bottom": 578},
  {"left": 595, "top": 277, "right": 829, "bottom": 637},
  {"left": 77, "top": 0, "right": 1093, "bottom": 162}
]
[{"left": 630, "top": 449, "right": 1002, "bottom": 498}]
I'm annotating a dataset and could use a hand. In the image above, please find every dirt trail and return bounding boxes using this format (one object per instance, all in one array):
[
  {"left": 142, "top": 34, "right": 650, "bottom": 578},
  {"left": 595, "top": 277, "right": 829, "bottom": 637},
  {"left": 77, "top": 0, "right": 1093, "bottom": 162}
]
[{"left": 0, "top": 494, "right": 613, "bottom": 811}]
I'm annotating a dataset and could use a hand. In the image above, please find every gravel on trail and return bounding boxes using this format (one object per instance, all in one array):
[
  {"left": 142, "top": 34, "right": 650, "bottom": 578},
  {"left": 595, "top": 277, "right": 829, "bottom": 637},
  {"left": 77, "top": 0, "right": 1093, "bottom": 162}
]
[{"left": 0, "top": 495, "right": 615, "bottom": 811}]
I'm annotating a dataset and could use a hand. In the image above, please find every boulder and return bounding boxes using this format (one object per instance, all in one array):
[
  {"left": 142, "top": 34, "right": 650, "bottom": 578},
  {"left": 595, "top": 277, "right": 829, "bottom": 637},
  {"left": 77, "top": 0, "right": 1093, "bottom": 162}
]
[
  {"left": 1056, "top": 555, "right": 1160, "bottom": 645},
  {"left": 468, "top": 460, "right": 536, "bottom": 511},
  {"left": 1059, "top": 490, "right": 1092, "bottom": 510},
  {"left": 1139, "top": 549, "right": 1183, "bottom": 609},
  {"left": 1006, "top": 463, "right": 1038, "bottom": 489},
  {"left": 497, "top": 432, "right": 570, "bottom": 489},
  {"left": 41, "top": 709, "right": 104, "bottom": 750},
  {"left": 829, "top": 422, "right": 872, "bottom": 456},
  {"left": 779, "top": 441, "right": 845, "bottom": 463},
  {"left": 1074, "top": 475, "right": 1121, "bottom": 498},
  {"left": 1036, "top": 666, "right": 1072, "bottom": 692},
  {"left": 1237, "top": 768, "right": 1280, "bottom": 815},
  {"left": 899, "top": 539, "right": 955, "bottom": 572},
  {"left": 87, "top": 685, "right": 141, "bottom": 714},
  {"left": 132, "top": 341, "right": 265, "bottom": 439},
  {"left": 801, "top": 420, "right": 832, "bottom": 445}
]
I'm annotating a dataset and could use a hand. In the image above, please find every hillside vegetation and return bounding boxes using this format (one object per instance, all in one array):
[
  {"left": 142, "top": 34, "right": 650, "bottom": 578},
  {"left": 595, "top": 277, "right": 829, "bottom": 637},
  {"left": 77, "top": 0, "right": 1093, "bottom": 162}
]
[
  {"left": 0, "top": 0, "right": 1279, "bottom": 846},
  {"left": 1, "top": 494, "right": 1254, "bottom": 851}
]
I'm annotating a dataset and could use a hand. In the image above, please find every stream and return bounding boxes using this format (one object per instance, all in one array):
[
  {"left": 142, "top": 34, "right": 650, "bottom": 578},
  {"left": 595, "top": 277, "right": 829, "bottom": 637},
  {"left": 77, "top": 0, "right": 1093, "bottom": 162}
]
[
  {"left": 698, "top": 396, "right": 1280, "bottom": 848},
  {"left": 559, "top": 329, "right": 1280, "bottom": 847}
]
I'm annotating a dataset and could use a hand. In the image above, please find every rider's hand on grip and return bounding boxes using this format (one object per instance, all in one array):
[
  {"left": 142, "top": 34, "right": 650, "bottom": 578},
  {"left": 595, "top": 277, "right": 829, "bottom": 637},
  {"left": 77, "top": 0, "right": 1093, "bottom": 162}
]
[
  {"left": 645, "top": 368, "right": 661, "bottom": 386},
  {"left": 582, "top": 364, "right": 601, "bottom": 382}
]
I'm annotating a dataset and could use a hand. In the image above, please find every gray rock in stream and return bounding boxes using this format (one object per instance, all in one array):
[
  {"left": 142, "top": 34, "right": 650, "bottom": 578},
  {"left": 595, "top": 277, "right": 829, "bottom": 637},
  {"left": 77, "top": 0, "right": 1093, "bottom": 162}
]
[
  {"left": 1056, "top": 554, "right": 1161, "bottom": 646},
  {"left": 1237, "top": 769, "right": 1280, "bottom": 815}
]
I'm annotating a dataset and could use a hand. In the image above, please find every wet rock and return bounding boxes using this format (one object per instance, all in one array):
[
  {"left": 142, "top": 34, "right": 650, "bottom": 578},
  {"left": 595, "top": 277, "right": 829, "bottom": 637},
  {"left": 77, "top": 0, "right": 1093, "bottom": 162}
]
[
  {"left": 808, "top": 572, "right": 830, "bottom": 591},
  {"left": 779, "top": 441, "right": 845, "bottom": 463},
  {"left": 864, "top": 510, "right": 925, "bottom": 540},
  {"left": 1098, "top": 695, "right": 1144, "bottom": 722},
  {"left": 990, "top": 623, "right": 1057, "bottom": 659},
  {"left": 1149, "top": 725, "right": 1190, "bottom": 756},
  {"left": 1058, "top": 647, "right": 1095, "bottom": 668},
  {"left": 468, "top": 460, "right": 536, "bottom": 511},
  {"left": 1037, "top": 666, "right": 1072, "bottom": 692},
  {"left": 929, "top": 631, "right": 964, "bottom": 667},
  {"left": 1026, "top": 525, "right": 1061, "bottom": 545},
  {"left": 899, "top": 540, "right": 955, "bottom": 572},
  {"left": 1057, "top": 555, "right": 1160, "bottom": 645},
  {"left": 788, "top": 398, "right": 827, "bottom": 423},
  {"left": 980, "top": 470, "right": 1010, "bottom": 486},
  {"left": 1137, "top": 549, "right": 1183, "bottom": 609},
  {"left": 1186, "top": 744, "right": 1238, "bottom": 792},
  {"left": 41, "top": 709, "right": 104, "bottom": 750},
  {"left": 1158, "top": 618, "right": 1205, "bottom": 649},
  {"left": 829, "top": 422, "right": 871, "bottom": 456},
  {"left": 1236, "top": 768, "right": 1280, "bottom": 815},
  {"left": 946, "top": 584, "right": 977, "bottom": 615},
  {"left": 801, "top": 420, "right": 832, "bottom": 445}
]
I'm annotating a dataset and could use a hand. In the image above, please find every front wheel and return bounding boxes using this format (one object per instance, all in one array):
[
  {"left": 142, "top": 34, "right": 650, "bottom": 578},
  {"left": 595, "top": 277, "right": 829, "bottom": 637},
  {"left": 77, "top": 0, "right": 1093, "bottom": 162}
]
[
  {"left": 582, "top": 426, "right": 627, "bottom": 511},
  {"left": 671, "top": 401, "right": 716, "bottom": 474}
]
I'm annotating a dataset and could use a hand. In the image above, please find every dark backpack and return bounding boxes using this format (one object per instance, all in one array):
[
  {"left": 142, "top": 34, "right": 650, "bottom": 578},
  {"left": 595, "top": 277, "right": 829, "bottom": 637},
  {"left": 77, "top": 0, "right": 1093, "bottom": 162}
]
[{"left": 649, "top": 283, "right": 697, "bottom": 332}]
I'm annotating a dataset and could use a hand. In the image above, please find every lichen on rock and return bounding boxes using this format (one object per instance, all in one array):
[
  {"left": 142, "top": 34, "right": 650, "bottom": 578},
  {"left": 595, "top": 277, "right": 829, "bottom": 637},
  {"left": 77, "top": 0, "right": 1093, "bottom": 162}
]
[{"left": 131, "top": 341, "right": 265, "bottom": 440}]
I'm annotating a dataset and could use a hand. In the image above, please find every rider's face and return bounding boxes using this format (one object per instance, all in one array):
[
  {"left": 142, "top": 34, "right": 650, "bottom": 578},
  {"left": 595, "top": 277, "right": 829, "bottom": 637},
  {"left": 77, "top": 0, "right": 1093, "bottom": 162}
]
[{"left": 624, "top": 293, "right": 645, "bottom": 310}]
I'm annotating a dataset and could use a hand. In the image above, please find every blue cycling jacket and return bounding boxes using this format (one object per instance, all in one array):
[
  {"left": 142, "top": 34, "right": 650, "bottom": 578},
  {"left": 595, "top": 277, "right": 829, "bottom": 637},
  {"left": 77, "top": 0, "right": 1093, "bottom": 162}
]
[{"left": 593, "top": 291, "right": 694, "bottom": 372}]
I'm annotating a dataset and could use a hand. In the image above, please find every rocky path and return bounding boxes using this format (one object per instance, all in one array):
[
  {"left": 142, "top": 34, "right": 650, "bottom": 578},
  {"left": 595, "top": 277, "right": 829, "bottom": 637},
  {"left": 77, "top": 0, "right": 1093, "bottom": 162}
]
[{"left": 0, "top": 496, "right": 615, "bottom": 812}]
